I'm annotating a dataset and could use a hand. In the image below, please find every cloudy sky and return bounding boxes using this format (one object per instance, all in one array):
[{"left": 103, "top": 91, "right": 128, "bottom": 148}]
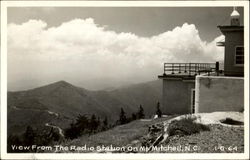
[{"left": 7, "top": 7, "right": 244, "bottom": 91}]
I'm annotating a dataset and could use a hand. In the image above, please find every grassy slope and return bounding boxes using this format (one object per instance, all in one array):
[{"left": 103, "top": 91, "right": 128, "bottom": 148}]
[
  {"left": 62, "top": 116, "right": 244, "bottom": 153},
  {"left": 65, "top": 117, "right": 174, "bottom": 149}
]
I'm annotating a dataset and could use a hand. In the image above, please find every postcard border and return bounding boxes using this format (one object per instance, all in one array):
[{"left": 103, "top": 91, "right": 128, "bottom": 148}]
[{"left": 1, "top": 1, "right": 249, "bottom": 159}]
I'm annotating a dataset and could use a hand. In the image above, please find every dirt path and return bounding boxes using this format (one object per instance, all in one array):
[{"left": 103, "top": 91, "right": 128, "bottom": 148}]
[{"left": 45, "top": 123, "right": 64, "bottom": 138}]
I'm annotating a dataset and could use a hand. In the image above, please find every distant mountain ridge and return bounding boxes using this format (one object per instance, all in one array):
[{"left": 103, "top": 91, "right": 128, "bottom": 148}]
[{"left": 7, "top": 80, "right": 162, "bottom": 135}]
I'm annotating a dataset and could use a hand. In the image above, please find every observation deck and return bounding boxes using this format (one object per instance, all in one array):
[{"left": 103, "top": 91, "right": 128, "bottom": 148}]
[{"left": 158, "top": 63, "right": 218, "bottom": 80}]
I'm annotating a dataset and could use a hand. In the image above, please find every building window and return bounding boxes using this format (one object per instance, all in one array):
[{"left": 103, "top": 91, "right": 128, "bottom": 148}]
[{"left": 235, "top": 46, "right": 244, "bottom": 66}]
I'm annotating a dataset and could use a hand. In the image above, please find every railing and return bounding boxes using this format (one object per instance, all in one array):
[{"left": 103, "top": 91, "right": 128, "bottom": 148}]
[{"left": 163, "top": 63, "right": 218, "bottom": 76}]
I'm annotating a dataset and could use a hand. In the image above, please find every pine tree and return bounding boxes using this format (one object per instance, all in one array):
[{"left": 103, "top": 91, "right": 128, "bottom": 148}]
[
  {"left": 131, "top": 113, "right": 137, "bottom": 120},
  {"left": 119, "top": 108, "right": 127, "bottom": 124},
  {"left": 137, "top": 105, "right": 145, "bottom": 119},
  {"left": 102, "top": 116, "right": 108, "bottom": 130},
  {"left": 75, "top": 114, "right": 89, "bottom": 132},
  {"left": 97, "top": 116, "right": 101, "bottom": 130},
  {"left": 103, "top": 116, "right": 108, "bottom": 127},
  {"left": 7, "top": 134, "right": 22, "bottom": 153},
  {"left": 90, "top": 114, "right": 98, "bottom": 132},
  {"left": 64, "top": 122, "right": 82, "bottom": 139},
  {"left": 156, "top": 102, "right": 162, "bottom": 118},
  {"left": 23, "top": 125, "right": 35, "bottom": 146}
]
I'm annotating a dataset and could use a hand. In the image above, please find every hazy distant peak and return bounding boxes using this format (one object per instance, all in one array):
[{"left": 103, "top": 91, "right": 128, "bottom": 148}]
[
  {"left": 26, "top": 80, "right": 78, "bottom": 94},
  {"left": 53, "top": 80, "right": 72, "bottom": 86}
]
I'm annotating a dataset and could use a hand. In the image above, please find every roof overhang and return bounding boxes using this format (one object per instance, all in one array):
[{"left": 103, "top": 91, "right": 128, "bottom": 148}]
[{"left": 217, "top": 25, "right": 244, "bottom": 34}]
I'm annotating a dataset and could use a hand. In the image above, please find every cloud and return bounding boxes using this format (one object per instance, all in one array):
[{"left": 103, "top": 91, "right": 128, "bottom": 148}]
[{"left": 7, "top": 18, "right": 224, "bottom": 90}]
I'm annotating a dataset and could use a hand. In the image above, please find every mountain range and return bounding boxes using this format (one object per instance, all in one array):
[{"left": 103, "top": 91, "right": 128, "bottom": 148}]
[{"left": 7, "top": 80, "right": 162, "bottom": 135}]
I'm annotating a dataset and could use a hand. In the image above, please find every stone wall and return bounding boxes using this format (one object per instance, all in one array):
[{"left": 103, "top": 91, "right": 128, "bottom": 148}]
[{"left": 195, "top": 75, "right": 244, "bottom": 113}]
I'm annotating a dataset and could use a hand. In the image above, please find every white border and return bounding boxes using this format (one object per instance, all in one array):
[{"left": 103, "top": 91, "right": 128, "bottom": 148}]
[{"left": 1, "top": 1, "right": 249, "bottom": 160}]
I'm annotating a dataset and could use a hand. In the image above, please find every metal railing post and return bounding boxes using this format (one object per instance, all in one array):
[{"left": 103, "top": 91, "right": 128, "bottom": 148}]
[
  {"left": 179, "top": 64, "right": 181, "bottom": 73},
  {"left": 172, "top": 63, "right": 174, "bottom": 74},
  {"left": 216, "top": 61, "right": 219, "bottom": 76},
  {"left": 163, "top": 63, "right": 166, "bottom": 75},
  {"left": 189, "top": 63, "right": 191, "bottom": 76},
  {"left": 161, "top": 62, "right": 218, "bottom": 76},
  {"left": 195, "top": 64, "right": 197, "bottom": 75}
]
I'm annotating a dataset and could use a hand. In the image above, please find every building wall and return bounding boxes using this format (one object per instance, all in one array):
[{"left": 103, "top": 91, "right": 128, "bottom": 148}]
[
  {"left": 195, "top": 75, "right": 244, "bottom": 113},
  {"left": 224, "top": 31, "right": 244, "bottom": 76},
  {"left": 162, "top": 78, "right": 195, "bottom": 114}
]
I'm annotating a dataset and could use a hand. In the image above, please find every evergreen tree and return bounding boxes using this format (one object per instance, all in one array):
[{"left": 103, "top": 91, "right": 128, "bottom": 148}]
[
  {"left": 64, "top": 122, "right": 81, "bottom": 139},
  {"left": 156, "top": 102, "right": 162, "bottom": 118},
  {"left": 119, "top": 108, "right": 127, "bottom": 124},
  {"left": 7, "top": 134, "right": 22, "bottom": 153},
  {"left": 131, "top": 113, "right": 137, "bottom": 120},
  {"left": 64, "top": 114, "right": 90, "bottom": 139},
  {"left": 103, "top": 116, "right": 108, "bottom": 127},
  {"left": 48, "top": 128, "right": 61, "bottom": 142},
  {"left": 90, "top": 114, "right": 98, "bottom": 132},
  {"left": 38, "top": 127, "right": 61, "bottom": 145},
  {"left": 137, "top": 105, "right": 145, "bottom": 119},
  {"left": 97, "top": 116, "right": 101, "bottom": 130},
  {"left": 75, "top": 114, "right": 89, "bottom": 132},
  {"left": 23, "top": 125, "right": 35, "bottom": 146},
  {"left": 102, "top": 116, "right": 108, "bottom": 130}
]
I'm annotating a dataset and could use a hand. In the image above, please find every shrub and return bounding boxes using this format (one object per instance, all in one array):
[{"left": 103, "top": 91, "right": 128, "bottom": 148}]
[
  {"left": 64, "top": 124, "right": 80, "bottom": 139},
  {"left": 101, "top": 116, "right": 109, "bottom": 131},
  {"left": 119, "top": 108, "right": 127, "bottom": 124},
  {"left": 137, "top": 105, "right": 145, "bottom": 119},
  {"left": 156, "top": 102, "right": 162, "bottom": 118},
  {"left": 23, "top": 125, "right": 35, "bottom": 145},
  {"left": 7, "top": 134, "right": 23, "bottom": 153},
  {"left": 8, "top": 126, "right": 61, "bottom": 153},
  {"left": 64, "top": 114, "right": 107, "bottom": 139},
  {"left": 64, "top": 120, "right": 85, "bottom": 139},
  {"left": 131, "top": 113, "right": 137, "bottom": 121},
  {"left": 167, "top": 115, "right": 210, "bottom": 136}
]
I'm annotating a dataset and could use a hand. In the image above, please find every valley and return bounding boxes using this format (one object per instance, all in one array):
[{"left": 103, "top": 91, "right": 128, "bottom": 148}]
[{"left": 7, "top": 80, "right": 162, "bottom": 135}]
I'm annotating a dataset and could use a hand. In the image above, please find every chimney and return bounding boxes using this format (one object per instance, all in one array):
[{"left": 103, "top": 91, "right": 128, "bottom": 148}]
[{"left": 230, "top": 7, "right": 240, "bottom": 26}]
